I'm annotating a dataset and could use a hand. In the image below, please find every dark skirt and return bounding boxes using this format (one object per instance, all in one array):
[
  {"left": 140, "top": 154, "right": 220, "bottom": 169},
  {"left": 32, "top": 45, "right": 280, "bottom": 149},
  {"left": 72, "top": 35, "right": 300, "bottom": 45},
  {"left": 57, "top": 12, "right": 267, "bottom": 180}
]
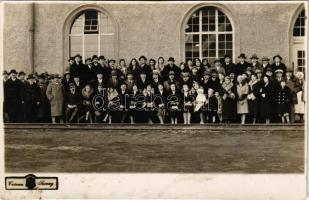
[
  {"left": 260, "top": 99, "right": 272, "bottom": 118},
  {"left": 222, "top": 98, "right": 237, "bottom": 120},
  {"left": 248, "top": 99, "right": 259, "bottom": 117},
  {"left": 276, "top": 103, "right": 291, "bottom": 115}
]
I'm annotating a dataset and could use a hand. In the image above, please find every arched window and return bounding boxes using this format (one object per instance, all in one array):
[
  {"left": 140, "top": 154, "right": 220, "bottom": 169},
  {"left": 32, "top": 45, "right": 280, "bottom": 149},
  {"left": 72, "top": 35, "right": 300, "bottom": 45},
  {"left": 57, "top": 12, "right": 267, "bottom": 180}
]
[
  {"left": 69, "top": 9, "right": 115, "bottom": 60},
  {"left": 184, "top": 6, "right": 233, "bottom": 63},
  {"left": 292, "top": 8, "right": 306, "bottom": 72}
]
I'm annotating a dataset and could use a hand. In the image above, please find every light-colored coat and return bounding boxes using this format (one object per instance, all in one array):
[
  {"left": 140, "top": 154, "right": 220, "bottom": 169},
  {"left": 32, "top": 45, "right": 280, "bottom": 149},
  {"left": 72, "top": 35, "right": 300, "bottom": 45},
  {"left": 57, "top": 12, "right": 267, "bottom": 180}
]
[
  {"left": 46, "top": 82, "right": 64, "bottom": 116},
  {"left": 236, "top": 83, "right": 249, "bottom": 114}
]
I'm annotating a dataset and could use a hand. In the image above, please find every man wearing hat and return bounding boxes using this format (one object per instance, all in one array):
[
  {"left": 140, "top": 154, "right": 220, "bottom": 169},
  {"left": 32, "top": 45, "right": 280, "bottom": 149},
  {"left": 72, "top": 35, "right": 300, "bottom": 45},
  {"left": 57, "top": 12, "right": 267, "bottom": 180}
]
[
  {"left": 107, "top": 70, "right": 121, "bottom": 90},
  {"left": 36, "top": 74, "right": 51, "bottom": 123},
  {"left": 70, "top": 54, "right": 86, "bottom": 82},
  {"left": 72, "top": 74, "right": 84, "bottom": 95},
  {"left": 21, "top": 74, "right": 41, "bottom": 123},
  {"left": 4, "top": 69, "right": 23, "bottom": 122},
  {"left": 91, "top": 70, "right": 107, "bottom": 91},
  {"left": 211, "top": 59, "right": 226, "bottom": 75},
  {"left": 97, "top": 55, "right": 111, "bottom": 80},
  {"left": 138, "top": 56, "right": 152, "bottom": 77},
  {"left": 18, "top": 71, "right": 27, "bottom": 84},
  {"left": 261, "top": 56, "right": 271, "bottom": 75},
  {"left": 201, "top": 70, "right": 212, "bottom": 93},
  {"left": 235, "top": 53, "right": 250, "bottom": 76},
  {"left": 222, "top": 54, "right": 236, "bottom": 75},
  {"left": 3, "top": 70, "right": 9, "bottom": 83},
  {"left": 250, "top": 54, "right": 261, "bottom": 72},
  {"left": 271, "top": 54, "right": 287, "bottom": 73},
  {"left": 161, "top": 57, "right": 180, "bottom": 81},
  {"left": 65, "top": 57, "right": 75, "bottom": 72},
  {"left": 265, "top": 67, "right": 274, "bottom": 81},
  {"left": 61, "top": 71, "right": 71, "bottom": 93},
  {"left": 136, "top": 71, "right": 150, "bottom": 90},
  {"left": 163, "top": 70, "right": 179, "bottom": 91},
  {"left": 64, "top": 82, "right": 82, "bottom": 123},
  {"left": 83, "top": 57, "right": 98, "bottom": 83}
]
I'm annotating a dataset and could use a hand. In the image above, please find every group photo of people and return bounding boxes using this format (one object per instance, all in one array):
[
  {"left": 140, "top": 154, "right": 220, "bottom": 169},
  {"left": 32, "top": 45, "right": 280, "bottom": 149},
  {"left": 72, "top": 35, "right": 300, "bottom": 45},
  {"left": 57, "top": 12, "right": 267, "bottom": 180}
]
[{"left": 3, "top": 53, "right": 306, "bottom": 124}]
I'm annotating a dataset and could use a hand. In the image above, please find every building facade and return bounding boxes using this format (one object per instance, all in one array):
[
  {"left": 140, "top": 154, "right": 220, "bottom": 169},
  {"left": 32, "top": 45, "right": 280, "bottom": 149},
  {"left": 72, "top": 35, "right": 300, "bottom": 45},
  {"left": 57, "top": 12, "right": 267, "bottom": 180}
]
[{"left": 2, "top": 1, "right": 307, "bottom": 74}]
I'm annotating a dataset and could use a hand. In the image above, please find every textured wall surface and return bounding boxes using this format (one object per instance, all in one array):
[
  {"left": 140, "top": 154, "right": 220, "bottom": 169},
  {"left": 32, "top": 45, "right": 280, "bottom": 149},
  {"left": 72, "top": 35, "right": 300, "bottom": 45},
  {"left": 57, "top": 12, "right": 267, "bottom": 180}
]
[{"left": 3, "top": 2, "right": 304, "bottom": 74}]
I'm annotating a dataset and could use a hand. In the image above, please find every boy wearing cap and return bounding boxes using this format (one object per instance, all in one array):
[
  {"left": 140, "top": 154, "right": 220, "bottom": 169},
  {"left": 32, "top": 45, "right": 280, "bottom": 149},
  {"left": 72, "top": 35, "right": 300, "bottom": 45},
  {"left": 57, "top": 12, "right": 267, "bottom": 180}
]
[{"left": 4, "top": 69, "right": 23, "bottom": 122}]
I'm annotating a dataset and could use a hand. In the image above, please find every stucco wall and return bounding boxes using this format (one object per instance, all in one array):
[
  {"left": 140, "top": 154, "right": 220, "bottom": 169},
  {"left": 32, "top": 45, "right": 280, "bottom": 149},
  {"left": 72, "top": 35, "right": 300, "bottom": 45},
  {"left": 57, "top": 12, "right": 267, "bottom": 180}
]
[{"left": 3, "top": 2, "right": 304, "bottom": 74}]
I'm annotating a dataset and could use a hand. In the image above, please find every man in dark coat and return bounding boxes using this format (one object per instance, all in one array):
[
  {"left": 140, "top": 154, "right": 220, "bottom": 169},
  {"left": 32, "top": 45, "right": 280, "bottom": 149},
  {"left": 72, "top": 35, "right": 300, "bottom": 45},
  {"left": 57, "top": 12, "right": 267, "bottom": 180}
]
[
  {"left": 250, "top": 54, "right": 261, "bottom": 71},
  {"left": 4, "top": 69, "right": 23, "bottom": 122},
  {"left": 107, "top": 70, "right": 121, "bottom": 90},
  {"left": 37, "top": 75, "right": 51, "bottom": 123},
  {"left": 201, "top": 70, "right": 212, "bottom": 94},
  {"left": 137, "top": 56, "right": 152, "bottom": 77},
  {"left": 118, "top": 83, "right": 130, "bottom": 123},
  {"left": 98, "top": 55, "right": 111, "bottom": 80},
  {"left": 70, "top": 54, "right": 86, "bottom": 82},
  {"left": 161, "top": 57, "right": 181, "bottom": 81},
  {"left": 64, "top": 83, "right": 82, "bottom": 123},
  {"left": 222, "top": 55, "right": 236, "bottom": 75},
  {"left": 61, "top": 71, "right": 71, "bottom": 93},
  {"left": 72, "top": 75, "right": 84, "bottom": 95},
  {"left": 124, "top": 73, "right": 136, "bottom": 92},
  {"left": 21, "top": 74, "right": 41, "bottom": 123},
  {"left": 163, "top": 71, "right": 179, "bottom": 91},
  {"left": 136, "top": 71, "right": 150, "bottom": 90},
  {"left": 84, "top": 57, "right": 98, "bottom": 83},
  {"left": 261, "top": 56, "right": 271, "bottom": 75},
  {"left": 270, "top": 54, "right": 287, "bottom": 74},
  {"left": 235, "top": 53, "right": 250, "bottom": 76}
]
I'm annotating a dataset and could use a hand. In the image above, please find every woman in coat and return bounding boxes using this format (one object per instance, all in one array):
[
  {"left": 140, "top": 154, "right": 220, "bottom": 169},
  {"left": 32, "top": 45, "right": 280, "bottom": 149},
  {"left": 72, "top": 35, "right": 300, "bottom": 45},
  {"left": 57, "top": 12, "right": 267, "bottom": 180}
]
[
  {"left": 259, "top": 76, "right": 274, "bottom": 124},
  {"left": 274, "top": 80, "right": 291, "bottom": 123},
  {"left": 236, "top": 75, "right": 249, "bottom": 124},
  {"left": 247, "top": 73, "right": 261, "bottom": 123},
  {"left": 221, "top": 76, "right": 237, "bottom": 123},
  {"left": 294, "top": 71, "right": 305, "bottom": 122},
  {"left": 181, "top": 84, "right": 194, "bottom": 124},
  {"left": 81, "top": 84, "right": 95, "bottom": 123},
  {"left": 46, "top": 74, "right": 64, "bottom": 123}
]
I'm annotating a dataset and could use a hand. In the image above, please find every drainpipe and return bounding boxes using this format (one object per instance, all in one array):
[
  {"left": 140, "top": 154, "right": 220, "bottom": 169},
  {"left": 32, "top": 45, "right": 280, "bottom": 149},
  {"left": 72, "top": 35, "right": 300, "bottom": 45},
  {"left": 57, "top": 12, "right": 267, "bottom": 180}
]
[{"left": 29, "top": 3, "right": 35, "bottom": 73}]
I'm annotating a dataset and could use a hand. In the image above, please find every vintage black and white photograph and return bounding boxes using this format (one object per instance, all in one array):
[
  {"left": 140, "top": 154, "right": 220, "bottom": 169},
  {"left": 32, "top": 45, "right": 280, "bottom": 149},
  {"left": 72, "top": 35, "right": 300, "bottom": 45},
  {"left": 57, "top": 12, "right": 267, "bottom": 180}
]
[{"left": 0, "top": 0, "right": 307, "bottom": 199}]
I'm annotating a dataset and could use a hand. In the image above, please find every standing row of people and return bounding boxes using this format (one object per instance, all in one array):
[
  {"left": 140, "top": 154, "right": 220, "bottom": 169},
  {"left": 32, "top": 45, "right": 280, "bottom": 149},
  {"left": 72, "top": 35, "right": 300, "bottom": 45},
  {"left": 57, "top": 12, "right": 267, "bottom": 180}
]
[{"left": 3, "top": 53, "right": 305, "bottom": 124}]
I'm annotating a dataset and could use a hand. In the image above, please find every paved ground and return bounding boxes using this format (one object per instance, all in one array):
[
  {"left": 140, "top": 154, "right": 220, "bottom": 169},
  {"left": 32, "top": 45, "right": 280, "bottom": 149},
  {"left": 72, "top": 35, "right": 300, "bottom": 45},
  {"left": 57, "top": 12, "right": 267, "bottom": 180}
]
[{"left": 5, "top": 124, "right": 304, "bottom": 173}]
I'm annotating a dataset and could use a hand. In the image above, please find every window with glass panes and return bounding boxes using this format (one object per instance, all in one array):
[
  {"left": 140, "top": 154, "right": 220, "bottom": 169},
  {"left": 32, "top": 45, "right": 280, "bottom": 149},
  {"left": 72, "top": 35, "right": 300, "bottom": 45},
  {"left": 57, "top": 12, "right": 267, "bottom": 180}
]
[
  {"left": 297, "top": 50, "right": 305, "bottom": 68},
  {"left": 185, "top": 7, "right": 233, "bottom": 64},
  {"left": 293, "top": 9, "right": 305, "bottom": 37},
  {"left": 69, "top": 9, "right": 115, "bottom": 60}
]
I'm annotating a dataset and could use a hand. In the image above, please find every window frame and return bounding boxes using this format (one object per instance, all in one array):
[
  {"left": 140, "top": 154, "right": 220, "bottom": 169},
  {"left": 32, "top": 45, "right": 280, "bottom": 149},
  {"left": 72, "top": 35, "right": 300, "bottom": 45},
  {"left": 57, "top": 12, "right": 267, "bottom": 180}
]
[
  {"left": 69, "top": 9, "right": 115, "bottom": 60},
  {"left": 184, "top": 7, "right": 234, "bottom": 63}
]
